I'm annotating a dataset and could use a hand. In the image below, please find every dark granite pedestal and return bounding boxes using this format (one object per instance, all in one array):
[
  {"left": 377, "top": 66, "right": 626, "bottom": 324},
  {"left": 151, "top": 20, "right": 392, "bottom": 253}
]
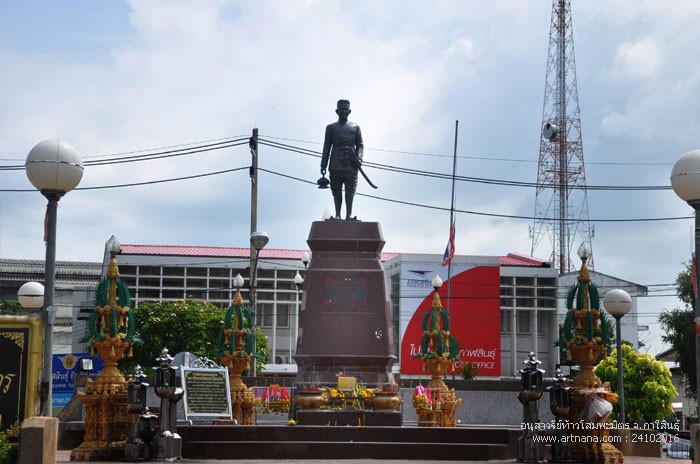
[{"left": 294, "top": 221, "right": 396, "bottom": 387}]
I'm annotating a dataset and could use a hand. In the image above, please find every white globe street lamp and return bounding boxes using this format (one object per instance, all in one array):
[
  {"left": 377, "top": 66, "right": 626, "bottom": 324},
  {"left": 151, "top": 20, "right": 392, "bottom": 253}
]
[
  {"left": 18, "top": 281, "right": 44, "bottom": 311},
  {"left": 603, "top": 288, "right": 632, "bottom": 424},
  {"left": 671, "top": 150, "right": 700, "bottom": 422},
  {"left": 25, "top": 139, "right": 84, "bottom": 416}
]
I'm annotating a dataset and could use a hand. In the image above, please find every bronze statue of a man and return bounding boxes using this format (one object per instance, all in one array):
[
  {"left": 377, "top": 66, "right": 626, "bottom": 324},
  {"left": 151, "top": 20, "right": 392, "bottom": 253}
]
[{"left": 321, "top": 99, "right": 364, "bottom": 220}]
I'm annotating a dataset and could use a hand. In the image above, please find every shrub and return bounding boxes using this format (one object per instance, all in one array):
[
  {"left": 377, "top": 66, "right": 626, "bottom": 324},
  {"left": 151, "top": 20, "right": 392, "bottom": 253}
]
[{"left": 0, "top": 431, "right": 18, "bottom": 464}]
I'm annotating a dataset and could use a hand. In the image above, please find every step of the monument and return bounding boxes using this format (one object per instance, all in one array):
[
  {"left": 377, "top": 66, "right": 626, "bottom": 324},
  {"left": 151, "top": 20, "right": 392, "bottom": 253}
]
[
  {"left": 183, "top": 440, "right": 513, "bottom": 460},
  {"left": 179, "top": 425, "right": 518, "bottom": 461},
  {"left": 180, "top": 424, "right": 515, "bottom": 444}
]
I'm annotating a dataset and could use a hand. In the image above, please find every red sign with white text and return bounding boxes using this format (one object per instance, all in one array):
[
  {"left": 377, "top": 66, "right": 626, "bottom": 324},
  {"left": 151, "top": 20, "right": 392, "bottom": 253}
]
[{"left": 400, "top": 265, "right": 501, "bottom": 376}]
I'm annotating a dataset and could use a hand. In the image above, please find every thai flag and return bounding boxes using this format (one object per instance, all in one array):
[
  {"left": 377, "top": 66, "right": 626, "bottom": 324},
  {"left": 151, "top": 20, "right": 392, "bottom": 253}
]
[{"left": 442, "top": 219, "right": 455, "bottom": 267}]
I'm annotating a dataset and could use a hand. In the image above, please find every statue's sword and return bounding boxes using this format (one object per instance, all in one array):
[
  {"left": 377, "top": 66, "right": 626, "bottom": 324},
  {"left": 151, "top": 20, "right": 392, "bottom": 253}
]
[{"left": 352, "top": 151, "right": 378, "bottom": 189}]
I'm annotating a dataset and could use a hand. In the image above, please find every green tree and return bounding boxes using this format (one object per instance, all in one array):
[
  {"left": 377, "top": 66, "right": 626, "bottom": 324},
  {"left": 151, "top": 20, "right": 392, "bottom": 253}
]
[
  {"left": 658, "top": 261, "right": 696, "bottom": 400},
  {"left": 595, "top": 344, "right": 677, "bottom": 423},
  {"left": 0, "top": 300, "right": 22, "bottom": 315},
  {"left": 255, "top": 329, "right": 270, "bottom": 375},
  {"left": 115, "top": 299, "right": 271, "bottom": 376},
  {"left": 119, "top": 299, "right": 223, "bottom": 374}
]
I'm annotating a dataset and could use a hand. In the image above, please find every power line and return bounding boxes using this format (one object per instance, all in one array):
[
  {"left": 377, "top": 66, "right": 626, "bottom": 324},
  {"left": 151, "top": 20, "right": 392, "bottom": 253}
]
[
  {"left": 259, "top": 137, "right": 672, "bottom": 191},
  {"left": 0, "top": 137, "right": 249, "bottom": 170},
  {"left": 2, "top": 135, "right": 674, "bottom": 191},
  {"left": 261, "top": 135, "right": 675, "bottom": 167}
]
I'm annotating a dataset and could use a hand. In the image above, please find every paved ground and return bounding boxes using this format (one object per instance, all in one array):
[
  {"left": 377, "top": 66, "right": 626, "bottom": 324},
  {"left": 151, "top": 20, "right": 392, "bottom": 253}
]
[{"left": 55, "top": 449, "right": 688, "bottom": 463}]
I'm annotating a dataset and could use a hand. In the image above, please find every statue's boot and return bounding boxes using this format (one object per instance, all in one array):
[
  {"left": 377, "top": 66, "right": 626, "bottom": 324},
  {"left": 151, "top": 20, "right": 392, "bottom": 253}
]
[
  {"left": 334, "top": 195, "right": 342, "bottom": 220},
  {"left": 345, "top": 193, "right": 355, "bottom": 220}
]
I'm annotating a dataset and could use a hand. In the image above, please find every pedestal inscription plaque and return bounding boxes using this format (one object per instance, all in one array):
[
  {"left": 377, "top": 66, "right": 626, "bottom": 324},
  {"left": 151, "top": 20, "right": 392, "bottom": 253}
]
[{"left": 294, "top": 221, "right": 395, "bottom": 386}]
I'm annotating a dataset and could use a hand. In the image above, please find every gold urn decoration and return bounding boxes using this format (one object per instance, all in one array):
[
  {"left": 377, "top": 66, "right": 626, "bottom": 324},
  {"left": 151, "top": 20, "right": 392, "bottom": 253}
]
[
  {"left": 555, "top": 242, "right": 623, "bottom": 464},
  {"left": 71, "top": 236, "right": 141, "bottom": 461},
  {"left": 411, "top": 275, "right": 462, "bottom": 427}
]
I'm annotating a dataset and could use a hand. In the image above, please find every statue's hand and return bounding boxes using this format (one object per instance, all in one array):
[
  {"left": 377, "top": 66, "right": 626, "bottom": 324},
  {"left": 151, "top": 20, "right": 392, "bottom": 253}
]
[{"left": 321, "top": 168, "right": 326, "bottom": 176}]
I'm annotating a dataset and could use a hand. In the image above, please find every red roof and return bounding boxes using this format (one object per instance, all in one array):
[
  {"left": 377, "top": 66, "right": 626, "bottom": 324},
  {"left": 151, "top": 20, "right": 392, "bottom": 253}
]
[
  {"left": 499, "top": 253, "right": 550, "bottom": 267},
  {"left": 120, "top": 245, "right": 544, "bottom": 266},
  {"left": 120, "top": 244, "right": 304, "bottom": 260}
]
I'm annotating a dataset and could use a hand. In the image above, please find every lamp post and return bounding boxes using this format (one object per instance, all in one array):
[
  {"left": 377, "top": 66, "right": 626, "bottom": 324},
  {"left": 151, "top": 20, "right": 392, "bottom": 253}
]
[
  {"left": 249, "top": 231, "right": 269, "bottom": 376},
  {"left": 293, "top": 271, "right": 304, "bottom": 361},
  {"left": 603, "top": 288, "right": 632, "bottom": 424},
  {"left": 671, "top": 149, "right": 700, "bottom": 422},
  {"left": 25, "top": 139, "right": 84, "bottom": 416}
]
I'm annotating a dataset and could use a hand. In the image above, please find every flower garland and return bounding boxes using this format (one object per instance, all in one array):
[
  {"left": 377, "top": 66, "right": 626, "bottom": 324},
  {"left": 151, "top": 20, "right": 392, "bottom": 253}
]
[
  {"left": 412, "top": 385, "right": 432, "bottom": 415},
  {"left": 253, "top": 384, "right": 291, "bottom": 414}
]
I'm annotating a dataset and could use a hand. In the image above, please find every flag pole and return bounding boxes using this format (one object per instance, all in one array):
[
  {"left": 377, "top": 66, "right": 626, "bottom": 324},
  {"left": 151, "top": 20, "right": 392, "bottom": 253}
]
[{"left": 446, "top": 120, "right": 458, "bottom": 313}]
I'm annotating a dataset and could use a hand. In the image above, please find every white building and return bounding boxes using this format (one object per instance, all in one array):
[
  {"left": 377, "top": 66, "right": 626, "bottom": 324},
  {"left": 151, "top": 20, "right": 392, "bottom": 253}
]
[
  {"left": 99, "top": 241, "right": 562, "bottom": 377},
  {"left": 1, "top": 243, "right": 648, "bottom": 380}
]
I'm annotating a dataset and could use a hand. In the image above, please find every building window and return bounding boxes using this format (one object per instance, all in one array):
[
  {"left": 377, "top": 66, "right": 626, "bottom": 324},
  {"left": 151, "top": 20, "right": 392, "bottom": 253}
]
[
  {"left": 537, "top": 311, "right": 545, "bottom": 336},
  {"left": 163, "top": 267, "right": 184, "bottom": 276},
  {"left": 275, "top": 292, "right": 295, "bottom": 301},
  {"left": 187, "top": 267, "right": 207, "bottom": 277},
  {"left": 209, "top": 268, "right": 229, "bottom": 278},
  {"left": 261, "top": 304, "right": 290, "bottom": 328},
  {"left": 500, "top": 310, "right": 510, "bottom": 334},
  {"left": 139, "top": 277, "right": 160, "bottom": 287},
  {"left": 140, "top": 289, "right": 160, "bottom": 300},
  {"left": 517, "top": 311, "right": 531, "bottom": 334},
  {"left": 162, "top": 289, "right": 183, "bottom": 299},
  {"left": 515, "top": 276, "right": 535, "bottom": 286},
  {"left": 140, "top": 266, "right": 160, "bottom": 276},
  {"left": 260, "top": 303, "right": 274, "bottom": 327},
  {"left": 185, "top": 290, "right": 206, "bottom": 299},
  {"left": 208, "top": 290, "right": 229, "bottom": 300},
  {"left": 277, "top": 305, "right": 290, "bottom": 328}
]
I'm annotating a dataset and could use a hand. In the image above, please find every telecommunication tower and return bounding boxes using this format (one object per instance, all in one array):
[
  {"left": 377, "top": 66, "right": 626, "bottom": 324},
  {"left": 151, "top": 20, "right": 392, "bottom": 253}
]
[{"left": 530, "top": 0, "right": 594, "bottom": 275}]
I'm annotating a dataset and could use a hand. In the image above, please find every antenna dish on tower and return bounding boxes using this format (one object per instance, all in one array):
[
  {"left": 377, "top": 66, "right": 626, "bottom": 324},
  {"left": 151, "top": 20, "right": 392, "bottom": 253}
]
[{"left": 542, "top": 123, "right": 558, "bottom": 140}]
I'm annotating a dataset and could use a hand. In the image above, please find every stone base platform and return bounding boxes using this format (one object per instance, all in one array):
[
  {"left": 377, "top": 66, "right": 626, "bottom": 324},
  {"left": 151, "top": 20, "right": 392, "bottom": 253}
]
[{"left": 180, "top": 425, "right": 518, "bottom": 461}]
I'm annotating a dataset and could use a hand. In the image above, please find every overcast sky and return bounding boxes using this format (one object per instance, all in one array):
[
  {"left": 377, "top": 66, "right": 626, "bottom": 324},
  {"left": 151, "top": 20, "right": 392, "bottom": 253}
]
[{"left": 2, "top": 1, "right": 699, "bottom": 356}]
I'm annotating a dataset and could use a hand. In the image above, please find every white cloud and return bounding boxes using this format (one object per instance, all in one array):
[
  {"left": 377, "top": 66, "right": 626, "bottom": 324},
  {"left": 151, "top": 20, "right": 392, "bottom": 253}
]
[{"left": 608, "top": 37, "right": 662, "bottom": 81}]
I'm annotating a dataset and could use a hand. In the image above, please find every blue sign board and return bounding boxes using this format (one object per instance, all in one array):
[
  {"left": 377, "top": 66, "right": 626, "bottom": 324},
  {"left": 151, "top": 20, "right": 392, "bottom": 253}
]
[{"left": 52, "top": 354, "right": 103, "bottom": 408}]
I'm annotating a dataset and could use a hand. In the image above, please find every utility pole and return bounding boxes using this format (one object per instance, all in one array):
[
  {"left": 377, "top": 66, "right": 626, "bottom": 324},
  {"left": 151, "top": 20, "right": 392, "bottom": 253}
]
[{"left": 249, "top": 128, "right": 258, "bottom": 375}]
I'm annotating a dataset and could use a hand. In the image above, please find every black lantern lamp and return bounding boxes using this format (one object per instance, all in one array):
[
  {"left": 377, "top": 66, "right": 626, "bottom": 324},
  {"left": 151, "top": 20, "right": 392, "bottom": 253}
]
[
  {"left": 548, "top": 367, "right": 571, "bottom": 416},
  {"left": 155, "top": 348, "right": 176, "bottom": 395},
  {"left": 517, "top": 352, "right": 545, "bottom": 463},
  {"left": 127, "top": 365, "right": 149, "bottom": 414},
  {"left": 125, "top": 365, "right": 152, "bottom": 461},
  {"left": 153, "top": 347, "right": 183, "bottom": 461},
  {"left": 547, "top": 368, "right": 575, "bottom": 463},
  {"left": 519, "top": 351, "right": 544, "bottom": 392}
]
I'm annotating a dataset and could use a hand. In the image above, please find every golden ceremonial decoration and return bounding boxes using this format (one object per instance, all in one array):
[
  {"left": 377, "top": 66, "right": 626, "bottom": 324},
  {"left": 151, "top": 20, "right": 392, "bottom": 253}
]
[
  {"left": 71, "top": 238, "right": 140, "bottom": 461},
  {"left": 411, "top": 278, "right": 462, "bottom": 427},
  {"left": 217, "top": 276, "right": 257, "bottom": 425},
  {"left": 556, "top": 243, "right": 623, "bottom": 464}
]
